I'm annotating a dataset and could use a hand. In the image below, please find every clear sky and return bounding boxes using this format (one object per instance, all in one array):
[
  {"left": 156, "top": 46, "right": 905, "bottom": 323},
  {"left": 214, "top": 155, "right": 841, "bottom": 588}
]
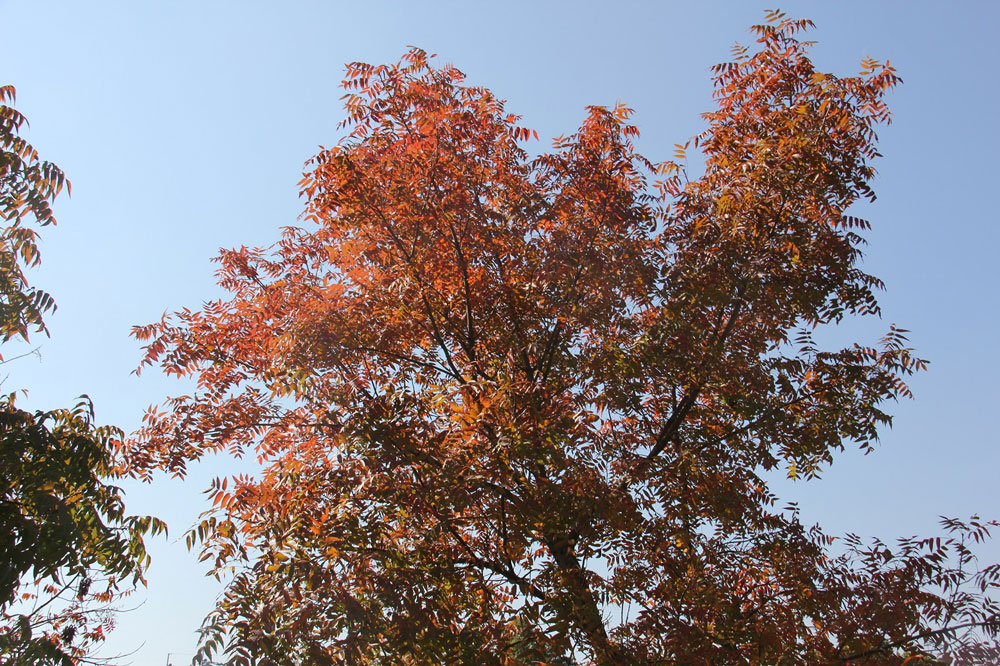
[{"left": 1, "top": 1, "right": 998, "bottom": 664}]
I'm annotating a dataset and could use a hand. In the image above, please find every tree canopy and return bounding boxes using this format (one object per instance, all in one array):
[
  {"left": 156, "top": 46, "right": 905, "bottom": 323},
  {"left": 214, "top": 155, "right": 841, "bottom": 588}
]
[
  {"left": 0, "top": 85, "right": 164, "bottom": 665},
  {"left": 129, "top": 13, "right": 1000, "bottom": 666}
]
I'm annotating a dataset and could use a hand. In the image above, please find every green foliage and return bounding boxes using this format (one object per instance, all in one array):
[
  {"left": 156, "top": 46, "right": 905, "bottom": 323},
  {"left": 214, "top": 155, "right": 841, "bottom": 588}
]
[
  {"left": 0, "top": 85, "right": 64, "bottom": 345},
  {"left": 0, "top": 85, "right": 163, "bottom": 665},
  {"left": 0, "top": 397, "right": 158, "bottom": 608},
  {"left": 0, "top": 397, "right": 166, "bottom": 665}
]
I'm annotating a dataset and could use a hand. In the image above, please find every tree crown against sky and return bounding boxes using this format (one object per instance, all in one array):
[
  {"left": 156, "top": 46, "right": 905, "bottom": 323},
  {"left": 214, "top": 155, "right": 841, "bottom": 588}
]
[
  {"left": 126, "top": 12, "right": 999, "bottom": 666},
  {"left": 0, "top": 84, "right": 164, "bottom": 665}
]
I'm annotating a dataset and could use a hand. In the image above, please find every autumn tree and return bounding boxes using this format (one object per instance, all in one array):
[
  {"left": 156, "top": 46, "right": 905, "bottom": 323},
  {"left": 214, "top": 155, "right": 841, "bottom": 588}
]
[
  {"left": 0, "top": 84, "right": 165, "bottom": 665},
  {"left": 130, "top": 13, "right": 1000, "bottom": 666}
]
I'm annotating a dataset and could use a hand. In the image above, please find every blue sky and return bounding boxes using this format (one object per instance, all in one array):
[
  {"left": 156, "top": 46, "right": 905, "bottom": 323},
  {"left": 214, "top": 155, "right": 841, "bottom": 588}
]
[{"left": 1, "top": 1, "right": 998, "bottom": 663}]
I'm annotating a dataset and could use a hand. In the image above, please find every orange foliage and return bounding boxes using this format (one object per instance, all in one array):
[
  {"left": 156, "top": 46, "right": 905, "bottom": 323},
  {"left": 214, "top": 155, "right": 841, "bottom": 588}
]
[{"left": 129, "top": 13, "right": 997, "bottom": 666}]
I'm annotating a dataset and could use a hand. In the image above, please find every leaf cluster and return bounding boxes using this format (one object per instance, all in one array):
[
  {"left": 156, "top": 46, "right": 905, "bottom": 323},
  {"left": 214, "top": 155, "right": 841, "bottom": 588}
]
[
  {"left": 0, "top": 397, "right": 165, "bottom": 665},
  {"left": 0, "top": 85, "right": 64, "bottom": 346}
]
